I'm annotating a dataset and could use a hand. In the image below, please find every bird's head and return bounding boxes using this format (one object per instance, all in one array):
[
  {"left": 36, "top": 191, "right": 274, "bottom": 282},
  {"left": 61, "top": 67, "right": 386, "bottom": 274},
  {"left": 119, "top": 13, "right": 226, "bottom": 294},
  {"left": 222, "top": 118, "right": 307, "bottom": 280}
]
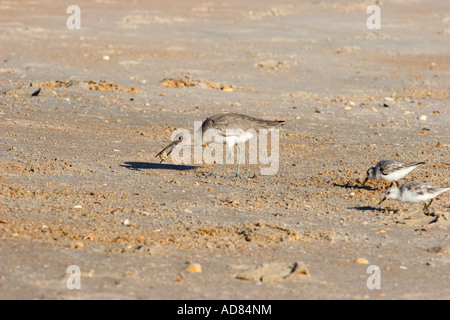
[
  {"left": 155, "top": 133, "right": 185, "bottom": 163},
  {"left": 362, "top": 167, "right": 375, "bottom": 186},
  {"left": 378, "top": 187, "right": 400, "bottom": 205}
]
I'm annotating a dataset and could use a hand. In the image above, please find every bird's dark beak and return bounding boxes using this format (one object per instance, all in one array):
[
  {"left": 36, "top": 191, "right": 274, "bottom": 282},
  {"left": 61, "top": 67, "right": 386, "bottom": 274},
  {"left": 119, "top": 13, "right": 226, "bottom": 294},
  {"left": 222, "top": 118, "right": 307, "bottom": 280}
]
[
  {"left": 378, "top": 196, "right": 387, "bottom": 206},
  {"left": 362, "top": 177, "right": 368, "bottom": 186},
  {"left": 155, "top": 140, "right": 180, "bottom": 163}
]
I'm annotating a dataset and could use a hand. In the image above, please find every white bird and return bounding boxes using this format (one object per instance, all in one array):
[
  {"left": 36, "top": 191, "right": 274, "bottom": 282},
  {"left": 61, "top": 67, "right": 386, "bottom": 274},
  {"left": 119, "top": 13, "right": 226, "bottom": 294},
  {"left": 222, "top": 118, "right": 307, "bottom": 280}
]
[
  {"left": 363, "top": 160, "right": 425, "bottom": 187},
  {"left": 379, "top": 182, "right": 450, "bottom": 213}
]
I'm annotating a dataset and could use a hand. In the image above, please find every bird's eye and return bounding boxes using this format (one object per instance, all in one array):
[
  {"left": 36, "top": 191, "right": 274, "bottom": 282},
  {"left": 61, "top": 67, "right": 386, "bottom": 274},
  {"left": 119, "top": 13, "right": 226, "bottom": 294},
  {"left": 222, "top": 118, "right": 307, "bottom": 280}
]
[{"left": 178, "top": 136, "right": 183, "bottom": 141}]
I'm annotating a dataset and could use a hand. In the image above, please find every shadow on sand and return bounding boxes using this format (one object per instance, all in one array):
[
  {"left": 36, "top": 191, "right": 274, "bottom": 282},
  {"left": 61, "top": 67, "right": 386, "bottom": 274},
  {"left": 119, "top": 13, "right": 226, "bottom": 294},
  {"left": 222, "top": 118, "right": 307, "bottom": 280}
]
[
  {"left": 333, "top": 182, "right": 377, "bottom": 191},
  {"left": 351, "top": 206, "right": 393, "bottom": 213},
  {"left": 120, "top": 162, "right": 196, "bottom": 172}
]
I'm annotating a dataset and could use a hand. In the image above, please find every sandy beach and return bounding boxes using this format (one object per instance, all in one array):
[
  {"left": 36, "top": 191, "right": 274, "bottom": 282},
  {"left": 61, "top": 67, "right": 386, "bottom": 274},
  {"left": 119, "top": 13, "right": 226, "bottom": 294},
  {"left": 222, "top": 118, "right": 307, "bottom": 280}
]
[{"left": 0, "top": 0, "right": 449, "bottom": 299}]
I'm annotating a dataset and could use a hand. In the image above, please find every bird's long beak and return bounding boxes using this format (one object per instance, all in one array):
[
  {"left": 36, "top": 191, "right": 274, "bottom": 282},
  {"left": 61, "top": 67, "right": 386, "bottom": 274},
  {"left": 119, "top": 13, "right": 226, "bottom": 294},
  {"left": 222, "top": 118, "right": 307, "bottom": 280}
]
[
  {"left": 155, "top": 140, "right": 180, "bottom": 163},
  {"left": 362, "top": 177, "right": 368, "bottom": 186},
  {"left": 378, "top": 196, "right": 387, "bottom": 206}
]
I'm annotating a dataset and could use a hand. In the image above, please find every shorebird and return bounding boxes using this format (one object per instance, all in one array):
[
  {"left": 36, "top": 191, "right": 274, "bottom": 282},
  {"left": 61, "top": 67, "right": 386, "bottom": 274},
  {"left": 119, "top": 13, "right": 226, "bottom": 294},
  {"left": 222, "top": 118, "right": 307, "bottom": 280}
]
[
  {"left": 156, "top": 113, "right": 285, "bottom": 177},
  {"left": 362, "top": 160, "right": 425, "bottom": 188},
  {"left": 378, "top": 182, "right": 450, "bottom": 213}
]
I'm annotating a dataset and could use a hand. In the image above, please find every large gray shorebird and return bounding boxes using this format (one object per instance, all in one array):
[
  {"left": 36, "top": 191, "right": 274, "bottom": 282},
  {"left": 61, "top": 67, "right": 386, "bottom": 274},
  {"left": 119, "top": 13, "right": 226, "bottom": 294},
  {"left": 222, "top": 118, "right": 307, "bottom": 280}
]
[{"left": 156, "top": 113, "right": 285, "bottom": 177}]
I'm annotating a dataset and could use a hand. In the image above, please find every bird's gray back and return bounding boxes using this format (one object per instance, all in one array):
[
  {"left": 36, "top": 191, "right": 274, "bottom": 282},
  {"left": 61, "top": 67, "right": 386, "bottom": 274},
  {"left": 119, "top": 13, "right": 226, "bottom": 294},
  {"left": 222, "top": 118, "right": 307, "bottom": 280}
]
[
  {"left": 202, "top": 113, "right": 284, "bottom": 134},
  {"left": 399, "top": 182, "right": 447, "bottom": 196},
  {"left": 378, "top": 160, "right": 423, "bottom": 175}
]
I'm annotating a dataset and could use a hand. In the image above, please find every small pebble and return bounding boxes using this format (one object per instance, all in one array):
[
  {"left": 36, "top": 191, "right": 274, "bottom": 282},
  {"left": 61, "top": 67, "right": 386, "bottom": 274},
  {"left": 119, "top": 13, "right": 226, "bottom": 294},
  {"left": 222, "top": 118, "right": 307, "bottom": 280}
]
[
  {"left": 418, "top": 115, "right": 427, "bottom": 121},
  {"left": 72, "top": 205, "right": 82, "bottom": 209},
  {"left": 186, "top": 263, "right": 202, "bottom": 273},
  {"left": 355, "top": 258, "right": 369, "bottom": 264},
  {"left": 123, "top": 219, "right": 130, "bottom": 226},
  {"left": 222, "top": 86, "right": 233, "bottom": 92},
  {"left": 103, "top": 55, "right": 110, "bottom": 60}
]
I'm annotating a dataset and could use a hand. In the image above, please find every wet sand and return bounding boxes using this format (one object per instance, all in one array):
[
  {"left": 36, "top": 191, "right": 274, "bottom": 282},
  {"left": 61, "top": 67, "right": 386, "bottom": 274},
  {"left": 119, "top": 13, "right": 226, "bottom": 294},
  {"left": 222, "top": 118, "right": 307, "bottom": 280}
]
[{"left": 0, "top": 0, "right": 449, "bottom": 299}]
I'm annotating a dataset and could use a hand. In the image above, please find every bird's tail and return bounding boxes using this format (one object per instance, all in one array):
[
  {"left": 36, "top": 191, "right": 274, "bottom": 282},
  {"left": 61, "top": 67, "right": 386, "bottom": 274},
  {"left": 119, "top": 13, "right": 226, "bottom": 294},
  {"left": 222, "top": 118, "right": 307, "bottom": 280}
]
[
  {"left": 432, "top": 186, "right": 450, "bottom": 196},
  {"left": 265, "top": 120, "right": 285, "bottom": 128},
  {"left": 406, "top": 161, "right": 426, "bottom": 167}
]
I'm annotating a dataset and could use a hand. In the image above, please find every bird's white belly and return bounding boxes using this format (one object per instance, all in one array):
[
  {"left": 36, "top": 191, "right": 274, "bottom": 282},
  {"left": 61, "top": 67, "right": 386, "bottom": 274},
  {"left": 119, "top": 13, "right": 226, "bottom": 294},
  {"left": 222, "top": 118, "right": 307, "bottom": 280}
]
[
  {"left": 225, "top": 131, "right": 255, "bottom": 145},
  {"left": 400, "top": 190, "right": 432, "bottom": 203},
  {"left": 381, "top": 167, "right": 416, "bottom": 182}
]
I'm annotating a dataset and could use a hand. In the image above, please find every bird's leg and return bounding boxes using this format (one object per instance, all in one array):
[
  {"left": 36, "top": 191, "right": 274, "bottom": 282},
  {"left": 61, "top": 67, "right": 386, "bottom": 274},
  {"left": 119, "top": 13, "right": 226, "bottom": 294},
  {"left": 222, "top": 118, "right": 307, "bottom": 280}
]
[
  {"left": 361, "top": 177, "right": 368, "bottom": 186},
  {"left": 423, "top": 199, "right": 433, "bottom": 215},
  {"left": 207, "top": 146, "right": 233, "bottom": 177},
  {"left": 235, "top": 145, "right": 241, "bottom": 178}
]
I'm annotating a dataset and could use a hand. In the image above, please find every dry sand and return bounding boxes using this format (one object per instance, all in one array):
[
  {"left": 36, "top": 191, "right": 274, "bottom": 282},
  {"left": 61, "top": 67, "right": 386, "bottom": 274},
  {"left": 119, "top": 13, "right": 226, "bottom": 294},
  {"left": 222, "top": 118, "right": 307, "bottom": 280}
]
[{"left": 0, "top": 0, "right": 449, "bottom": 299}]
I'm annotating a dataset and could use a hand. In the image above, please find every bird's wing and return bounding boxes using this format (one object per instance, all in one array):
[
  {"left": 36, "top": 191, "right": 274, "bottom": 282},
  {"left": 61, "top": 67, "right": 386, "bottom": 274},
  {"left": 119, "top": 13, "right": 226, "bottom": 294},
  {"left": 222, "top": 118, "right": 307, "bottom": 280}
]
[
  {"left": 401, "top": 182, "right": 432, "bottom": 195},
  {"left": 218, "top": 128, "right": 246, "bottom": 137},
  {"left": 214, "top": 114, "right": 284, "bottom": 132},
  {"left": 379, "top": 160, "right": 425, "bottom": 175},
  {"left": 379, "top": 160, "right": 404, "bottom": 175}
]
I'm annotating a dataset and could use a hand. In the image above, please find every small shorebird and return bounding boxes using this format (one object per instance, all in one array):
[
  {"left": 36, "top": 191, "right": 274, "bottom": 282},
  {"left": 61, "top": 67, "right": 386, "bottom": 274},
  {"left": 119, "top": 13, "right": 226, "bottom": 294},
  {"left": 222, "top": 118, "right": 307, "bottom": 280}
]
[
  {"left": 156, "top": 113, "right": 285, "bottom": 177},
  {"left": 362, "top": 160, "right": 425, "bottom": 188},
  {"left": 378, "top": 182, "right": 450, "bottom": 213}
]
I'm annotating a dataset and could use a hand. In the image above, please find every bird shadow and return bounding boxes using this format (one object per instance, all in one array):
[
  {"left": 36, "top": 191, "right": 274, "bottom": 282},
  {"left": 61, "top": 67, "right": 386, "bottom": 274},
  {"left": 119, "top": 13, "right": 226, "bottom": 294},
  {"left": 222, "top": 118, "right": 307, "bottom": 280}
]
[
  {"left": 333, "top": 182, "right": 377, "bottom": 191},
  {"left": 120, "top": 162, "right": 196, "bottom": 172},
  {"left": 351, "top": 206, "right": 396, "bottom": 213}
]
